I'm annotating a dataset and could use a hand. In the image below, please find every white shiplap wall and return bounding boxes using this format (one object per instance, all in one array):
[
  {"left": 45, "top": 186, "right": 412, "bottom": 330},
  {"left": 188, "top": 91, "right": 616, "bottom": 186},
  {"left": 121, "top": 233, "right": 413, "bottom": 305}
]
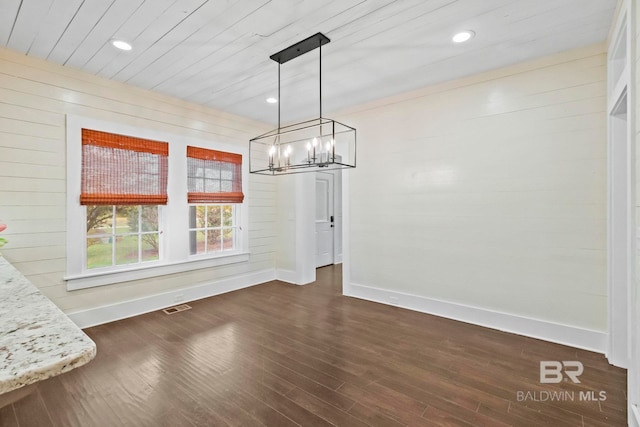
[
  {"left": 341, "top": 44, "right": 607, "bottom": 336},
  {"left": 0, "top": 46, "right": 276, "bottom": 315}
]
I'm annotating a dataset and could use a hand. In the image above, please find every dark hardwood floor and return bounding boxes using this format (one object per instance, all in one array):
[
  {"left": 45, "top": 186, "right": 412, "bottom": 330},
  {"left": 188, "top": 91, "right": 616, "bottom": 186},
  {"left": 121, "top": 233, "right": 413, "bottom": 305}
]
[{"left": 0, "top": 265, "right": 627, "bottom": 426}]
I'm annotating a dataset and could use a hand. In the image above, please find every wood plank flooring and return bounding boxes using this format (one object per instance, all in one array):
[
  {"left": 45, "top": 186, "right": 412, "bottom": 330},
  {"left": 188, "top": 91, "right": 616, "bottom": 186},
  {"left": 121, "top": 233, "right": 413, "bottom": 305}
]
[{"left": 0, "top": 265, "right": 627, "bottom": 426}]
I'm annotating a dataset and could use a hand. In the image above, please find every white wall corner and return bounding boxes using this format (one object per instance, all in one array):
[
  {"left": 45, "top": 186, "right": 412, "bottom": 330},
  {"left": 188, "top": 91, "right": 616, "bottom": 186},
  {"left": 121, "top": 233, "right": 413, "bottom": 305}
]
[
  {"left": 295, "top": 173, "right": 316, "bottom": 285},
  {"left": 631, "top": 404, "right": 640, "bottom": 427},
  {"left": 67, "top": 268, "right": 276, "bottom": 329},
  {"left": 341, "top": 171, "right": 351, "bottom": 296},
  {"left": 606, "top": 345, "right": 630, "bottom": 368},
  {"left": 344, "top": 282, "right": 608, "bottom": 354},
  {"left": 276, "top": 268, "right": 306, "bottom": 285}
]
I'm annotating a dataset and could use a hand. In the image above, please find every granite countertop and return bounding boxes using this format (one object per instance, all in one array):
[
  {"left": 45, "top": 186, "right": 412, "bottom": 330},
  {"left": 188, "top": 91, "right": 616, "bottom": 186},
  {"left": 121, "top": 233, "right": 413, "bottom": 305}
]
[{"left": 0, "top": 256, "right": 96, "bottom": 394}]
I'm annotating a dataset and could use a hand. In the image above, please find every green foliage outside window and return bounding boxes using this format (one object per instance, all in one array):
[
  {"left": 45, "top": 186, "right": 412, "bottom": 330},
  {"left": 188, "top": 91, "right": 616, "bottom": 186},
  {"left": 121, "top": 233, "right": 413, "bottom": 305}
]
[{"left": 86, "top": 205, "right": 159, "bottom": 269}]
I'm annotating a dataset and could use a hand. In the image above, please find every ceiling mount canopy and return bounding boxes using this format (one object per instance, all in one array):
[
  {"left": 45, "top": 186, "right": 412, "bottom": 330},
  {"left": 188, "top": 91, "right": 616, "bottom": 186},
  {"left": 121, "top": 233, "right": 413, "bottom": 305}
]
[{"left": 250, "top": 32, "right": 356, "bottom": 175}]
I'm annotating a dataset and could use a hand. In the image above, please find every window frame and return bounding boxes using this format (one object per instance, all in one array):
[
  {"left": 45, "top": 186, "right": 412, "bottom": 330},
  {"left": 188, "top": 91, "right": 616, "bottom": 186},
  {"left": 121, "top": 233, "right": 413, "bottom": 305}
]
[{"left": 66, "top": 115, "right": 249, "bottom": 291}]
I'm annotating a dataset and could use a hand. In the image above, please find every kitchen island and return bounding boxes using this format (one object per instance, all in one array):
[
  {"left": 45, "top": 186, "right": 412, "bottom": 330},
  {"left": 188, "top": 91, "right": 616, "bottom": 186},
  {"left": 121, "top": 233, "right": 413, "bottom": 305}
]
[{"left": 0, "top": 256, "right": 95, "bottom": 407}]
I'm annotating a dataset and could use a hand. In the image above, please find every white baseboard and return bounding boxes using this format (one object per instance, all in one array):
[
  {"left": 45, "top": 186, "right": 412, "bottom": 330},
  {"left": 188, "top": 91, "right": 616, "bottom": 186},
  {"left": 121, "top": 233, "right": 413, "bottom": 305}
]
[
  {"left": 632, "top": 404, "right": 640, "bottom": 427},
  {"left": 276, "top": 268, "right": 299, "bottom": 284},
  {"left": 345, "top": 282, "right": 607, "bottom": 354},
  {"left": 67, "top": 268, "right": 276, "bottom": 329}
]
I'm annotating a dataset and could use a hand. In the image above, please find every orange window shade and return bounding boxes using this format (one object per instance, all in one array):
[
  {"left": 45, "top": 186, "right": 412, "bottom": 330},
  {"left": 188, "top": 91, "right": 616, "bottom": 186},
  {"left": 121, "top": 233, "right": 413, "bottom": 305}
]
[
  {"left": 187, "top": 146, "right": 241, "bottom": 164},
  {"left": 81, "top": 129, "right": 169, "bottom": 205},
  {"left": 187, "top": 146, "right": 244, "bottom": 204}
]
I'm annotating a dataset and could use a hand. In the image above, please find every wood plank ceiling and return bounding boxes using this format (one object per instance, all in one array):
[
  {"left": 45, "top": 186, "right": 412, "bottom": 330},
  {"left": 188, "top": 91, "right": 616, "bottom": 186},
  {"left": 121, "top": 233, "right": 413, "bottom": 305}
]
[{"left": 0, "top": 0, "right": 617, "bottom": 125}]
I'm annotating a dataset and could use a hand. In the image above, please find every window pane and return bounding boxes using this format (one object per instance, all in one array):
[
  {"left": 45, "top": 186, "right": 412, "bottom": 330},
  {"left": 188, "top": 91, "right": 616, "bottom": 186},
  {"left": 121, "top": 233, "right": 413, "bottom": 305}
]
[
  {"left": 221, "top": 180, "right": 232, "bottom": 192},
  {"left": 86, "top": 237, "right": 112, "bottom": 269},
  {"left": 208, "top": 229, "right": 221, "bottom": 251},
  {"left": 189, "top": 206, "right": 206, "bottom": 228},
  {"left": 190, "top": 230, "right": 206, "bottom": 255},
  {"left": 223, "top": 228, "right": 234, "bottom": 250},
  {"left": 188, "top": 204, "right": 238, "bottom": 256},
  {"left": 221, "top": 163, "right": 233, "bottom": 180},
  {"left": 115, "top": 235, "right": 140, "bottom": 265},
  {"left": 116, "top": 206, "right": 139, "bottom": 233},
  {"left": 223, "top": 205, "right": 233, "bottom": 226},
  {"left": 195, "top": 177, "right": 204, "bottom": 192},
  {"left": 142, "top": 233, "right": 159, "bottom": 262},
  {"left": 188, "top": 206, "right": 196, "bottom": 229},
  {"left": 204, "top": 167, "right": 219, "bottom": 179},
  {"left": 188, "top": 177, "right": 198, "bottom": 192},
  {"left": 204, "top": 179, "right": 220, "bottom": 193},
  {"left": 315, "top": 180, "right": 329, "bottom": 221},
  {"left": 86, "top": 206, "right": 113, "bottom": 235},
  {"left": 141, "top": 206, "right": 158, "bottom": 232},
  {"left": 207, "top": 206, "right": 221, "bottom": 227}
]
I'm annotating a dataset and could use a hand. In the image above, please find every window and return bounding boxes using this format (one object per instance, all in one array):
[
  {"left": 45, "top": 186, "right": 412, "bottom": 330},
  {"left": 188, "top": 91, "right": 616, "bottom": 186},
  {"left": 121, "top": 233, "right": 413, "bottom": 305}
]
[
  {"left": 188, "top": 205, "right": 237, "bottom": 255},
  {"left": 80, "top": 129, "right": 168, "bottom": 270},
  {"left": 86, "top": 205, "right": 160, "bottom": 269},
  {"left": 187, "top": 146, "right": 244, "bottom": 203},
  {"left": 187, "top": 146, "right": 244, "bottom": 257},
  {"left": 66, "top": 116, "right": 250, "bottom": 290}
]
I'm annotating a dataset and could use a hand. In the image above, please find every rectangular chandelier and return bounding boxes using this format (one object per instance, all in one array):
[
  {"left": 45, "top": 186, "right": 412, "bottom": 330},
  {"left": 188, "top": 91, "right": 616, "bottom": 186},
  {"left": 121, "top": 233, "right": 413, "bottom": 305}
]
[{"left": 249, "top": 33, "right": 356, "bottom": 175}]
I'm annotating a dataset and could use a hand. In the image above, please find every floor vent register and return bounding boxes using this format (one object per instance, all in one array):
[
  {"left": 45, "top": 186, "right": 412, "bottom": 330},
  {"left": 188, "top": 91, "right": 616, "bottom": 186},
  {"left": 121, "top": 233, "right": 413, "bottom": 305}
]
[{"left": 162, "top": 304, "right": 192, "bottom": 315}]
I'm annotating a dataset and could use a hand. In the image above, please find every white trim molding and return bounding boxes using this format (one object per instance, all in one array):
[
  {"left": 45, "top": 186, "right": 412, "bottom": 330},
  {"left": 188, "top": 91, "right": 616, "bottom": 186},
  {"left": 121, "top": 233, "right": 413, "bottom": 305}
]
[
  {"left": 66, "top": 253, "right": 250, "bottom": 290},
  {"left": 632, "top": 404, "right": 640, "bottom": 427},
  {"left": 345, "top": 282, "right": 607, "bottom": 353},
  {"left": 67, "top": 268, "right": 275, "bottom": 329},
  {"left": 275, "top": 268, "right": 300, "bottom": 285}
]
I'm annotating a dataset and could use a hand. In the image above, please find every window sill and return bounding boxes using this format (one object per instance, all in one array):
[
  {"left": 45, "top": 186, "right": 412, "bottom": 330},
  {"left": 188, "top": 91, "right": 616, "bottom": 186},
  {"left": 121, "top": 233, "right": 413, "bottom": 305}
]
[{"left": 65, "top": 252, "right": 250, "bottom": 291}]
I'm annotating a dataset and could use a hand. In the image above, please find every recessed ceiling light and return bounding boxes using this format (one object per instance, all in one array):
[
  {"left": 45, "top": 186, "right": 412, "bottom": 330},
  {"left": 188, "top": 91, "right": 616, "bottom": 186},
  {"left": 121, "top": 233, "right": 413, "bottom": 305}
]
[
  {"left": 266, "top": 97, "right": 278, "bottom": 104},
  {"left": 111, "top": 39, "right": 132, "bottom": 51},
  {"left": 452, "top": 31, "right": 475, "bottom": 43}
]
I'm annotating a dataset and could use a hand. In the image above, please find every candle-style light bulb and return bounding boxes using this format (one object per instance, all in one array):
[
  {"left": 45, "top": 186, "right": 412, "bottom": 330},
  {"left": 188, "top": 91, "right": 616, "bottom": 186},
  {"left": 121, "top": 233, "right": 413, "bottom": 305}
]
[
  {"left": 312, "top": 138, "right": 317, "bottom": 163},
  {"left": 331, "top": 138, "right": 335, "bottom": 161},
  {"left": 306, "top": 142, "right": 311, "bottom": 163},
  {"left": 269, "top": 145, "right": 276, "bottom": 169}
]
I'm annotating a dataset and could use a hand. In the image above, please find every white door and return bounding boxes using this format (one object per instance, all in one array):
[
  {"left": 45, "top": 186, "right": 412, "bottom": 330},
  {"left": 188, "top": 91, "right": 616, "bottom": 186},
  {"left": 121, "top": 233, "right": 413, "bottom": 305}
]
[{"left": 315, "top": 172, "right": 334, "bottom": 268}]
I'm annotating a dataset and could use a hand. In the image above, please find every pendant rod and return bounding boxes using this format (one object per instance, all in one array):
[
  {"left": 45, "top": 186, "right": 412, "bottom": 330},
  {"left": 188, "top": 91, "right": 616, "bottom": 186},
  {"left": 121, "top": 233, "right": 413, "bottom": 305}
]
[
  {"left": 319, "top": 42, "right": 322, "bottom": 119},
  {"left": 278, "top": 63, "right": 281, "bottom": 131}
]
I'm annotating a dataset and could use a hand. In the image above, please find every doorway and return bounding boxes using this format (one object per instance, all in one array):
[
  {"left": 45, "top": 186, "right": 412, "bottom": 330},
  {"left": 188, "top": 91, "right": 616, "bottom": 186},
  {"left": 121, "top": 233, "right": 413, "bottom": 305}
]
[{"left": 315, "top": 172, "right": 334, "bottom": 267}]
